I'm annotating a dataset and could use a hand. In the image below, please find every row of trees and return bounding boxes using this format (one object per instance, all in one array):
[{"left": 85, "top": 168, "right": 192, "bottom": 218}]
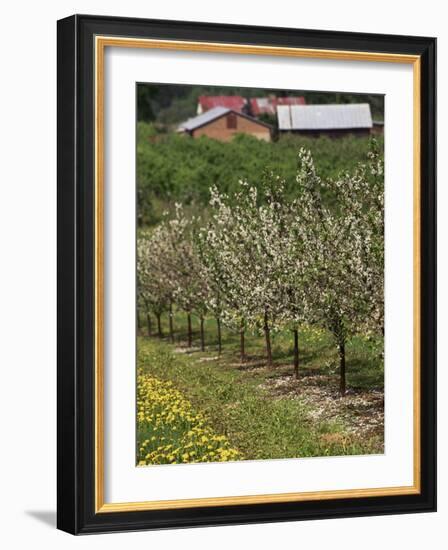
[{"left": 137, "top": 145, "right": 384, "bottom": 395}]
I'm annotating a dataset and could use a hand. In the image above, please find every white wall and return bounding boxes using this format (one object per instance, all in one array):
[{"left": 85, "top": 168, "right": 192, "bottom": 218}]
[{"left": 0, "top": 1, "right": 444, "bottom": 548}]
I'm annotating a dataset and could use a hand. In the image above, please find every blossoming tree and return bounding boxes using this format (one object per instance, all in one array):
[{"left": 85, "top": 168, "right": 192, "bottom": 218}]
[
  {"left": 294, "top": 146, "right": 384, "bottom": 394},
  {"left": 202, "top": 175, "right": 291, "bottom": 366},
  {"left": 137, "top": 230, "right": 170, "bottom": 338}
]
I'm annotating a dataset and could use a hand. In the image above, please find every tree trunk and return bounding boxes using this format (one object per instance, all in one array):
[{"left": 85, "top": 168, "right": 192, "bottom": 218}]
[
  {"left": 264, "top": 311, "right": 273, "bottom": 366},
  {"left": 146, "top": 311, "right": 151, "bottom": 337},
  {"left": 293, "top": 328, "right": 299, "bottom": 379},
  {"left": 200, "top": 316, "right": 205, "bottom": 351},
  {"left": 240, "top": 320, "right": 245, "bottom": 362},
  {"left": 339, "top": 340, "right": 346, "bottom": 396},
  {"left": 156, "top": 313, "right": 162, "bottom": 338},
  {"left": 187, "top": 312, "right": 192, "bottom": 347},
  {"left": 216, "top": 317, "right": 222, "bottom": 355},
  {"left": 169, "top": 301, "right": 174, "bottom": 343}
]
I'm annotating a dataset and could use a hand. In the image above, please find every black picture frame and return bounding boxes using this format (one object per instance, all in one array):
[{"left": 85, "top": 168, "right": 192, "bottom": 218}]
[{"left": 57, "top": 14, "right": 436, "bottom": 535}]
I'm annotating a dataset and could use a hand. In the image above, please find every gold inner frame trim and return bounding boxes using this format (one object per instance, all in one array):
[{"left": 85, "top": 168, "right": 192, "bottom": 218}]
[{"left": 94, "top": 35, "right": 421, "bottom": 514}]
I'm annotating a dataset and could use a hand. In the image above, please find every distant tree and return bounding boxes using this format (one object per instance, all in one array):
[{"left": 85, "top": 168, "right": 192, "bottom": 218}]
[
  {"left": 137, "top": 232, "right": 169, "bottom": 338},
  {"left": 195, "top": 231, "right": 225, "bottom": 355},
  {"left": 137, "top": 86, "right": 156, "bottom": 122},
  {"left": 159, "top": 206, "right": 209, "bottom": 349}
]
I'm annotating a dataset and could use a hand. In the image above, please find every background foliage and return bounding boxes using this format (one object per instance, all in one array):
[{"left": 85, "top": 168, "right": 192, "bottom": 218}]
[
  {"left": 137, "top": 124, "right": 384, "bottom": 226},
  {"left": 137, "top": 83, "right": 385, "bottom": 125}
]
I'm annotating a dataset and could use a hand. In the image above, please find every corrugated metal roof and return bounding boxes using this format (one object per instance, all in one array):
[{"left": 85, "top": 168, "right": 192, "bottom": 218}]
[
  {"left": 177, "top": 106, "right": 231, "bottom": 131},
  {"left": 277, "top": 103, "right": 373, "bottom": 130},
  {"left": 250, "top": 96, "right": 305, "bottom": 116},
  {"left": 276, "top": 97, "right": 306, "bottom": 106},
  {"left": 198, "top": 95, "right": 246, "bottom": 112},
  {"left": 277, "top": 105, "right": 292, "bottom": 130}
]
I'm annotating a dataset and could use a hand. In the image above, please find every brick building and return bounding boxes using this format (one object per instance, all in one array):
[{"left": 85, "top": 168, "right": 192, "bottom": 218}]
[{"left": 177, "top": 106, "right": 272, "bottom": 142}]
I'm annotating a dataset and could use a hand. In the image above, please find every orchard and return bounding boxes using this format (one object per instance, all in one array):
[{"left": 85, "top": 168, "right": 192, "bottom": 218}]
[{"left": 137, "top": 144, "right": 384, "bottom": 397}]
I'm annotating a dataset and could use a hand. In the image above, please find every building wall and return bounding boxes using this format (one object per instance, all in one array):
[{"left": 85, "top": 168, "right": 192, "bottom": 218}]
[
  {"left": 281, "top": 128, "right": 371, "bottom": 138},
  {"left": 192, "top": 113, "right": 271, "bottom": 141}
]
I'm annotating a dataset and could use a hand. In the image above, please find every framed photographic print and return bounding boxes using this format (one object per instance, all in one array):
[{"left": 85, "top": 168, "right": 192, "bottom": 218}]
[{"left": 57, "top": 14, "right": 436, "bottom": 534}]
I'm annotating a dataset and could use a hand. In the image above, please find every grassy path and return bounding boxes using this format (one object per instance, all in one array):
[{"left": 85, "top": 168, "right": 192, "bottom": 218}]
[
  {"left": 138, "top": 337, "right": 382, "bottom": 462},
  {"left": 140, "top": 312, "right": 384, "bottom": 392}
]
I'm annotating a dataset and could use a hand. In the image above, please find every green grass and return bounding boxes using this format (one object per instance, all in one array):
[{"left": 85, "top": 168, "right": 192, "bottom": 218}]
[
  {"left": 138, "top": 310, "right": 384, "bottom": 392},
  {"left": 137, "top": 314, "right": 384, "bottom": 461}
]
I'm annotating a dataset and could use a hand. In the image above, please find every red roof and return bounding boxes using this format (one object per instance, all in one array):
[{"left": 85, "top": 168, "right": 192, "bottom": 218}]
[
  {"left": 250, "top": 96, "right": 306, "bottom": 116},
  {"left": 198, "top": 95, "right": 246, "bottom": 112}
]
